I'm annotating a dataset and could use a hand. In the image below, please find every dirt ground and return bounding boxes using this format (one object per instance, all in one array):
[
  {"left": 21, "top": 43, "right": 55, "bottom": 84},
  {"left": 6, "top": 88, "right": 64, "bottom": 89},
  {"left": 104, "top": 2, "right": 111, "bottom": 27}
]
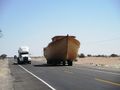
[
  {"left": 32, "top": 57, "right": 120, "bottom": 69},
  {"left": 75, "top": 57, "right": 120, "bottom": 69},
  {"left": 0, "top": 59, "right": 13, "bottom": 90}
]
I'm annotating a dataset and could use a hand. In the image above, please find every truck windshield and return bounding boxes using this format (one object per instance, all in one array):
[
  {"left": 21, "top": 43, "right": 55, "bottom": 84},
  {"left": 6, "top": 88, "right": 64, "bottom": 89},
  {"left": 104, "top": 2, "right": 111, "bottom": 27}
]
[{"left": 21, "top": 52, "right": 28, "bottom": 54}]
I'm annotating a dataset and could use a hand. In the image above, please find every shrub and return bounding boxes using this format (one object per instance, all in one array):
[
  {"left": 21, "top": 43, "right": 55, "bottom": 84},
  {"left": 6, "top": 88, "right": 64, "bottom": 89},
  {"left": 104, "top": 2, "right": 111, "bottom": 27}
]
[
  {"left": 110, "top": 54, "right": 118, "bottom": 57},
  {"left": 78, "top": 53, "right": 85, "bottom": 58},
  {"left": 87, "top": 54, "right": 92, "bottom": 57},
  {"left": 0, "top": 54, "right": 7, "bottom": 59}
]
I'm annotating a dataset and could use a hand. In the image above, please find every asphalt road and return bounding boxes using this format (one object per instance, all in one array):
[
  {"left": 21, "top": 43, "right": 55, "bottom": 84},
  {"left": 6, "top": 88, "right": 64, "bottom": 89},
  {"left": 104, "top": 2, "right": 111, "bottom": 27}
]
[{"left": 9, "top": 58, "right": 120, "bottom": 90}]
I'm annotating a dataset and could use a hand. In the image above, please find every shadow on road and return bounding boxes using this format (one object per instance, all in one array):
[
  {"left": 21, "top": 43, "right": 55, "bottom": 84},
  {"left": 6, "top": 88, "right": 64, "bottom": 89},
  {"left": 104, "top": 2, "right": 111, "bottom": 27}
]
[
  {"left": 12, "top": 62, "right": 18, "bottom": 65},
  {"left": 33, "top": 64, "right": 67, "bottom": 67},
  {"left": 12, "top": 62, "right": 29, "bottom": 65}
]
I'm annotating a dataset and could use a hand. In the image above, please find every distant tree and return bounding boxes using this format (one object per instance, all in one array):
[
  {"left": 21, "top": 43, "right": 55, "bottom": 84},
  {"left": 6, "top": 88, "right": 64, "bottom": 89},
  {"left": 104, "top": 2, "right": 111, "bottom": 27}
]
[
  {"left": 87, "top": 54, "right": 92, "bottom": 57},
  {"left": 94, "top": 54, "right": 107, "bottom": 57},
  {"left": 110, "top": 54, "right": 118, "bottom": 57},
  {"left": 78, "top": 53, "right": 85, "bottom": 58},
  {"left": 0, "top": 54, "right": 7, "bottom": 59},
  {"left": 96, "top": 55, "right": 102, "bottom": 57}
]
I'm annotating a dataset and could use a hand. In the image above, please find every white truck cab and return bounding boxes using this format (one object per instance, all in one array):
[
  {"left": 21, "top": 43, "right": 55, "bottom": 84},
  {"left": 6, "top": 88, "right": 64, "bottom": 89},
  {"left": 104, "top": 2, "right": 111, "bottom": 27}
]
[{"left": 17, "top": 46, "right": 31, "bottom": 64}]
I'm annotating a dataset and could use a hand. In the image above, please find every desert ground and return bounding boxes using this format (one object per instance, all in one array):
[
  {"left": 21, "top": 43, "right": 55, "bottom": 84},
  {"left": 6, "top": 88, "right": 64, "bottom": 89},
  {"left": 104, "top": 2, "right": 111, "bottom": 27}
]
[
  {"left": 0, "top": 59, "right": 13, "bottom": 90},
  {"left": 0, "top": 57, "right": 120, "bottom": 90},
  {"left": 31, "top": 56, "right": 120, "bottom": 69},
  {"left": 75, "top": 57, "right": 120, "bottom": 69},
  {"left": 31, "top": 57, "right": 120, "bottom": 68}
]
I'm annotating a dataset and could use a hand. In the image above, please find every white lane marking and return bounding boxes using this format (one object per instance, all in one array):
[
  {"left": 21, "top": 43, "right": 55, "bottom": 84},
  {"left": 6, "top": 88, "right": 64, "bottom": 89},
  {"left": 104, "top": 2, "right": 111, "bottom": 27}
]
[
  {"left": 72, "top": 66, "right": 120, "bottom": 76},
  {"left": 19, "top": 65, "right": 56, "bottom": 90}
]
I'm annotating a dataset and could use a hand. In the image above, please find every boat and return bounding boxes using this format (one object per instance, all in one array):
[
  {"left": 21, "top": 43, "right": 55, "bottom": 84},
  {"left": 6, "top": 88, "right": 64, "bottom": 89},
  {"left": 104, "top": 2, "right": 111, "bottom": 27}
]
[{"left": 44, "top": 35, "right": 80, "bottom": 66}]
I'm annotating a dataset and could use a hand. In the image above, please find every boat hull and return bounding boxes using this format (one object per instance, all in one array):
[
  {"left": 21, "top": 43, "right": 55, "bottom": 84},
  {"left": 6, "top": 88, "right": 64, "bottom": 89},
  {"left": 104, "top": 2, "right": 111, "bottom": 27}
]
[{"left": 44, "top": 36, "right": 80, "bottom": 65}]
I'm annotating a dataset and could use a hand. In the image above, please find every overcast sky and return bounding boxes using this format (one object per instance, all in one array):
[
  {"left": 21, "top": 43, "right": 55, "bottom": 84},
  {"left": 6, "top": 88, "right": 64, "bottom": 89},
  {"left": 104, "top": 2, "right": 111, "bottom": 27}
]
[{"left": 0, "top": 0, "right": 120, "bottom": 56}]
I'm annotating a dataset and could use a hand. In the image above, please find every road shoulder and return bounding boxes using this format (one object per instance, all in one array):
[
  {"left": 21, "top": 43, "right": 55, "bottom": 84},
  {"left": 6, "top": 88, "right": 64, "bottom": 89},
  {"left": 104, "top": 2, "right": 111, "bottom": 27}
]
[{"left": 0, "top": 59, "right": 13, "bottom": 90}]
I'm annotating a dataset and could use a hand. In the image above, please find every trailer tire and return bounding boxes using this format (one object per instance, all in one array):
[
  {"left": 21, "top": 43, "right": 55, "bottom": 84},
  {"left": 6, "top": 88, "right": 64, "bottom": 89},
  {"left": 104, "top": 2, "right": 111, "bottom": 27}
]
[
  {"left": 67, "top": 60, "right": 73, "bottom": 66},
  {"left": 63, "top": 61, "right": 66, "bottom": 66}
]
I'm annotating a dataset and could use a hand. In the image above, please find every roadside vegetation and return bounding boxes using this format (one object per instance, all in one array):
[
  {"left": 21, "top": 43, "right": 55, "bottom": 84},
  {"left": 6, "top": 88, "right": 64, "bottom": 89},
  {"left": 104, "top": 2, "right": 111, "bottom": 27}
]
[
  {"left": 0, "top": 54, "right": 7, "bottom": 59},
  {"left": 78, "top": 53, "right": 119, "bottom": 58}
]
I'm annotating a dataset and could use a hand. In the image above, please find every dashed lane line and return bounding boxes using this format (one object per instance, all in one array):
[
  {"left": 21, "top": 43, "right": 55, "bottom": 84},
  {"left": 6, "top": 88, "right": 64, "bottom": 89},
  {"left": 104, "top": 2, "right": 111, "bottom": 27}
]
[
  {"left": 72, "top": 66, "right": 120, "bottom": 76},
  {"left": 95, "top": 78, "right": 120, "bottom": 87}
]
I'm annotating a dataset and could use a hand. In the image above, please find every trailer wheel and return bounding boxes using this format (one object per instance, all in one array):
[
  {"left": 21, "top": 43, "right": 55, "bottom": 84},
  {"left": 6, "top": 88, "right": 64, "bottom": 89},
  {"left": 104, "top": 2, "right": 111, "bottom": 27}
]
[
  {"left": 47, "top": 60, "right": 53, "bottom": 65},
  {"left": 52, "top": 61, "right": 57, "bottom": 66},
  {"left": 67, "top": 60, "right": 73, "bottom": 66},
  {"left": 47, "top": 61, "right": 49, "bottom": 64},
  {"left": 62, "top": 61, "right": 66, "bottom": 66}
]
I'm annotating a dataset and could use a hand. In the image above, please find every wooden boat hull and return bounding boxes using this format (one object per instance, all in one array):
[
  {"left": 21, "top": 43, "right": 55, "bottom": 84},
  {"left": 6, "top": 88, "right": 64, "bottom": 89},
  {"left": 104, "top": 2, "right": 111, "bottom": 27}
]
[{"left": 44, "top": 35, "right": 80, "bottom": 65}]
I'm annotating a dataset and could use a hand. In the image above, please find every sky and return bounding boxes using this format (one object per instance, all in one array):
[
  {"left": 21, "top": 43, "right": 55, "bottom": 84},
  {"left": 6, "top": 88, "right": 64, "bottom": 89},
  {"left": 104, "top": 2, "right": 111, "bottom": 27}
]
[{"left": 0, "top": 0, "right": 120, "bottom": 56}]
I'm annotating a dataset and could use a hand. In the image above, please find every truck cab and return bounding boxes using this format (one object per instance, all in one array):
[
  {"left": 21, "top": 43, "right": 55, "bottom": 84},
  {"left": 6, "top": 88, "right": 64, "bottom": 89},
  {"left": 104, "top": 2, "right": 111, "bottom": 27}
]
[{"left": 17, "top": 46, "right": 31, "bottom": 64}]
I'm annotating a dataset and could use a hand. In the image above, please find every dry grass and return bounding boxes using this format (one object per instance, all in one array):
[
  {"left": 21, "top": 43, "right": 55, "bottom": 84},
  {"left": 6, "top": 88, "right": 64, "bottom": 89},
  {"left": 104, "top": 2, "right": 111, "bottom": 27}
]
[
  {"left": 0, "top": 59, "right": 13, "bottom": 90},
  {"left": 75, "top": 57, "right": 120, "bottom": 68},
  {"left": 31, "top": 56, "right": 120, "bottom": 69}
]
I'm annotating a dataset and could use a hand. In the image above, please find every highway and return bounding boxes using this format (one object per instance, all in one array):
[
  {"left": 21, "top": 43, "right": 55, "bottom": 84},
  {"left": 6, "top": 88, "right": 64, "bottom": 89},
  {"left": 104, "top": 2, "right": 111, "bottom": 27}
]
[{"left": 9, "top": 58, "right": 120, "bottom": 90}]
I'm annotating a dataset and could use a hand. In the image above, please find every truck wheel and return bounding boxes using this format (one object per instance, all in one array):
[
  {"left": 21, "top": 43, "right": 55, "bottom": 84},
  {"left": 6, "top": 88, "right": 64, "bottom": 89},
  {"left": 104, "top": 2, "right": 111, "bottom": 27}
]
[
  {"left": 47, "top": 60, "right": 50, "bottom": 65},
  {"left": 29, "top": 61, "right": 31, "bottom": 64},
  {"left": 62, "top": 61, "right": 66, "bottom": 66},
  {"left": 17, "top": 58, "right": 21, "bottom": 64},
  {"left": 47, "top": 61, "right": 49, "bottom": 64},
  {"left": 47, "top": 60, "right": 53, "bottom": 65},
  {"left": 67, "top": 60, "right": 73, "bottom": 66},
  {"left": 52, "top": 61, "right": 57, "bottom": 66},
  {"left": 70, "top": 61, "right": 73, "bottom": 66}
]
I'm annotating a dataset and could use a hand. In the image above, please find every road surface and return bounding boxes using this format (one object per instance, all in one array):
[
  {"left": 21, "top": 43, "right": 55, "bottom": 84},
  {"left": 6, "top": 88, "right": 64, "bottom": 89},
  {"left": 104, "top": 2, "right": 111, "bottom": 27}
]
[{"left": 9, "top": 58, "right": 120, "bottom": 90}]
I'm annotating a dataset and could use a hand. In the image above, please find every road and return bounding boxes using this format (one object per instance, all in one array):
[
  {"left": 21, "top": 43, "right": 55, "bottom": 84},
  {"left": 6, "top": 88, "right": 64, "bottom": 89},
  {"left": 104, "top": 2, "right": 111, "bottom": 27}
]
[{"left": 9, "top": 58, "right": 120, "bottom": 90}]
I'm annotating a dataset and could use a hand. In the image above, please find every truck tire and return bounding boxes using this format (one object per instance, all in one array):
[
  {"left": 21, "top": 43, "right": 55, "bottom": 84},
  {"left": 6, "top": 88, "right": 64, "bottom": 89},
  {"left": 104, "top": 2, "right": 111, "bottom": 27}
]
[
  {"left": 28, "top": 61, "right": 31, "bottom": 64},
  {"left": 17, "top": 58, "right": 21, "bottom": 64},
  {"left": 47, "top": 60, "right": 51, "bottom": 65},
  {"left": 62, "top": 61, "right": 66, "bottom": 66},
  {"left": 67, "top": 60, "right": 73, "bottom": 66}
]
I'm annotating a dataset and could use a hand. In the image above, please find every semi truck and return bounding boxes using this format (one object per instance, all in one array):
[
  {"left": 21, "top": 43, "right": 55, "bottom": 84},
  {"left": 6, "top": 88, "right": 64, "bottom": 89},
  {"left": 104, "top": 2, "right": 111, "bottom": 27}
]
[{"left": 17, "top": 46, "right": 31, "bottom": 64}]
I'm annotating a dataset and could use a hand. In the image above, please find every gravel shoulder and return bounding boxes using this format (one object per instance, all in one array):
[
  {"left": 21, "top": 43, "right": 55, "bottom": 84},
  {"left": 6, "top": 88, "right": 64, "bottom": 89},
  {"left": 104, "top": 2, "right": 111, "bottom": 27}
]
[{"left": 0, "top": 59, "right": 13, "bottom": 90}]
